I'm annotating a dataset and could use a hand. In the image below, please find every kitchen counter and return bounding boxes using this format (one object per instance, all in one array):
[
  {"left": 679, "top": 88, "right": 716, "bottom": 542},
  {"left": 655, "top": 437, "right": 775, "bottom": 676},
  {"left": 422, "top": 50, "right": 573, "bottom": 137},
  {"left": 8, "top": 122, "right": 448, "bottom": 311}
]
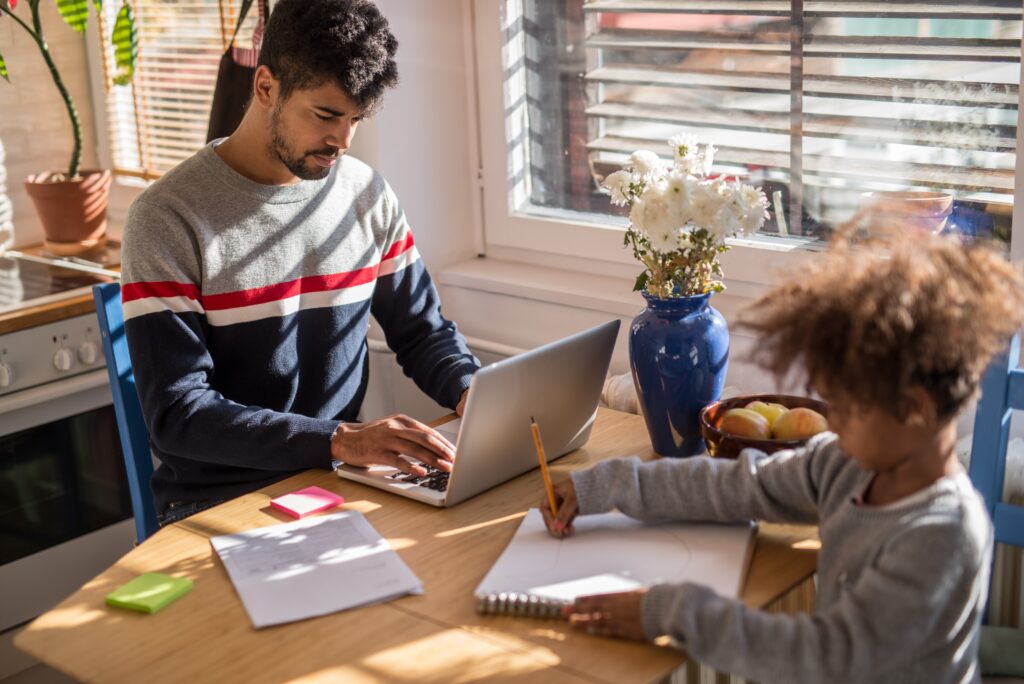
[{"left": 0, "top": 241, "right": 120, "bottom": 334}]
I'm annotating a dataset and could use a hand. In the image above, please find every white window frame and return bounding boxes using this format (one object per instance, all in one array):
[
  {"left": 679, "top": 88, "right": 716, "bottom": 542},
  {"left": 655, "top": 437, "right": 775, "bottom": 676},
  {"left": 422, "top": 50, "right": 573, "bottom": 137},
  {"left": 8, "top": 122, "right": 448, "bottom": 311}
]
[
  {"left": 85, "top": 17, "right": 145, "bottom": 227},
  {"left": 470, "top": 0, "right": 1024, "bottom": 288}
]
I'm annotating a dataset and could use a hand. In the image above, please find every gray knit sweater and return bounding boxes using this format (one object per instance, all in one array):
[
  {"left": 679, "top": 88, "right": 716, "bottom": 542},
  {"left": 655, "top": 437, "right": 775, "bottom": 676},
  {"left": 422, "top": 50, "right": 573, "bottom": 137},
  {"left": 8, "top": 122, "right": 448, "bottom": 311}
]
[{"left": 571, "top": 432, "right": 991, "bottom": 684}]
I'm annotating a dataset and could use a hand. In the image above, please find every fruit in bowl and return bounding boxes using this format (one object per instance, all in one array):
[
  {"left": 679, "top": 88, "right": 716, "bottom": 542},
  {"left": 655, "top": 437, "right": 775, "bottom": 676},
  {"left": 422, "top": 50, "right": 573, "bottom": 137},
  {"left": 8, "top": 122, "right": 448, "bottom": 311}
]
[
  {"left": 772, "top": 407, "right": 829, "bottom": 441},
  {"left": 743, "top": 400, "right": 788, "bottom": 427},
  {"left": 701, "top": 394, "right": 829, "bottom": 459},
  {"left": 717, "top": 408, "right": 771, "bottom": 440}
]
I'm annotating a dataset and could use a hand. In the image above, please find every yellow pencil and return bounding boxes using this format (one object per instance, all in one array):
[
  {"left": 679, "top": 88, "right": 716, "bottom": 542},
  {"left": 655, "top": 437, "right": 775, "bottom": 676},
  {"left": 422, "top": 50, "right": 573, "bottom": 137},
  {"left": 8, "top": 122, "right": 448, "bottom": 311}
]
[{"left": 531, "top": 416, "right": 559, "bottom": 517}]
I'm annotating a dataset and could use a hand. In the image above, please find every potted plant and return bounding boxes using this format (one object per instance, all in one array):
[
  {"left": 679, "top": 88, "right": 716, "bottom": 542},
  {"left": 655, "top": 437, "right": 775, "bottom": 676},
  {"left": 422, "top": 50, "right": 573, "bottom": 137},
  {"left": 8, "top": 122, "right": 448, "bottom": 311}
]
[
  {"left": 0, "top": 0, "right": 136, "bottom": 253},
  {"left": 603, "top": 135, "right": 770, "bottom": 457}
]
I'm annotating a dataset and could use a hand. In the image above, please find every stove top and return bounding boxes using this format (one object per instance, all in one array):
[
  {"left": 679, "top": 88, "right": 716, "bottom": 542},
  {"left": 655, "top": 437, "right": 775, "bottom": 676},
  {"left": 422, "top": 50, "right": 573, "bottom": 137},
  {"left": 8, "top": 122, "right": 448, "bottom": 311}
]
[{"left": 0, "top": 256, "right": 116, "bottom": 315}]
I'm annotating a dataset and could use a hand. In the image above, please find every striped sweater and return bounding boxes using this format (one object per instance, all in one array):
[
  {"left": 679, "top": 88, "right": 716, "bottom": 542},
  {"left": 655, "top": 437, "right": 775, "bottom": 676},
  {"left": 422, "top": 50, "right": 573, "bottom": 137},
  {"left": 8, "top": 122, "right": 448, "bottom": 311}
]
[{"left": 121, "top": 142, "right": 479, "bottom": 513}]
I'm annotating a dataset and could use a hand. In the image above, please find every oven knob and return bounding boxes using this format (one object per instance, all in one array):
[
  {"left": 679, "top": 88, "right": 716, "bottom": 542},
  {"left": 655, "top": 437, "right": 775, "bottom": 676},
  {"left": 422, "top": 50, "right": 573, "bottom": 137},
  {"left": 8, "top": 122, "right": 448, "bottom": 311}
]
[
  {"left": 78, "top": 341, "right": 99, "bottom": 365},
  {"left": 53, "top": 348, "right": 74, "bottom": 372},
  {"left": 0, "top": 362, "right": 13, "bottom": 388}
]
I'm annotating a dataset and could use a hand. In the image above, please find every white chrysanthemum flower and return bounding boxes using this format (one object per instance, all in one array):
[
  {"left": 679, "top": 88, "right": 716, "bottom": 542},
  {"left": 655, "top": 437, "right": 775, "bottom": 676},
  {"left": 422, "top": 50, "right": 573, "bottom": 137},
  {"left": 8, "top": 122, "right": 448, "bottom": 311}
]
[
  {"left": 669, "top": 133, "right": 699, "bottom": 166},
  {"left": 669, "top": 135, "right": 716, "bottom": 178},
  {"left": 706, "top": 182, "right": 742, "bottom": 241},
  {"left": 689, "top": 179, "right": 728, "bottom": 234},
  {"left": 664, "top": 168, "right": 688, "bottom": 199},
  {"left": 736, "top": 184, "right": 770, "bottom": 234},
  {"left": 629, "top": 150, "right": 666, "bottom": 181},
  {"left": 602, "top": 169, "right": 636, "bottom": 206},
  {"left": 697, "top": 143, "right": 716, "bottom": 177},
  {"left": 670, "top": 172, "right": 698, "bottom": 227},
  {"left": 631, "top": 182, "right": 683, "bottom": 253},
  {"left": 648, "top": 230, "right": 681, "bottom": 253}
]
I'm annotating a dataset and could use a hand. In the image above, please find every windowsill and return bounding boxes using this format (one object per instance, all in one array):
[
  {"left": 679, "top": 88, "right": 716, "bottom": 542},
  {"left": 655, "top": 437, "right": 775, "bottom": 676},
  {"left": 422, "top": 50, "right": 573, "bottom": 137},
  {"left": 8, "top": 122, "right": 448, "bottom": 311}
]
[
  {"left": 437, "top": 254, "right": 770, "bottom": 322},
  {"left": 438, "top": 257, "right": 644, "bottom": 317}
]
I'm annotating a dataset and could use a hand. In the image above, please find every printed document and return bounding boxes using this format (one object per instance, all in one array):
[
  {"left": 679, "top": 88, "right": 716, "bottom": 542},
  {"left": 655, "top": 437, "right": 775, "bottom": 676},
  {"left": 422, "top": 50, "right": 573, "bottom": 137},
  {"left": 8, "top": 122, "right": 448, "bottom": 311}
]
[{"left": 211, "top": 511, "right": 422, "bottom": 628}]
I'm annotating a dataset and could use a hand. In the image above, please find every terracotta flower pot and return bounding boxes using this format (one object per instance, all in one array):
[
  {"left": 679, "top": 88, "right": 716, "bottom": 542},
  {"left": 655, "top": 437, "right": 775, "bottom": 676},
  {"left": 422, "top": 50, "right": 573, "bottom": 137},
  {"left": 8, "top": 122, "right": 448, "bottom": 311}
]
[{"left": 23, "top": 169, "right": 112, "bottom": 248}]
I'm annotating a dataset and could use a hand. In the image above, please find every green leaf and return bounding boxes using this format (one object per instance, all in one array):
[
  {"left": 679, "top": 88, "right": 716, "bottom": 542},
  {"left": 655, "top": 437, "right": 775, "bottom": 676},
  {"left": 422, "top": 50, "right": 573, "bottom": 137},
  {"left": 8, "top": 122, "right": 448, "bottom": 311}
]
[
  {"left": 633, "top": 271, "right": 649, "bottom": 292},
  {"left": 110, "top": 0, "right": 136, "bottom": 86},
  {"left": 0, "top": 50, "right": 8, "bottom": 83},
  {"left": 92, "top": 0, "right": 100, "bottom": 16},
  {"left": 56, "top": 0, "right": 89, "bottom": 33}
]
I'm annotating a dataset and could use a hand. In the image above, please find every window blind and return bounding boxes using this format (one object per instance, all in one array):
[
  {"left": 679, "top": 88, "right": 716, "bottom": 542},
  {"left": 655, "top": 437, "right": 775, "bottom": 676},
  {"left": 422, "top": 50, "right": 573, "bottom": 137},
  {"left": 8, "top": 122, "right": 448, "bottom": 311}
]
[
  {"left": 96, "top": 0, "right": 258, "bottom": 180},
  {"left": 573, "top": 0, "right": 1021, "bottom": 239}
]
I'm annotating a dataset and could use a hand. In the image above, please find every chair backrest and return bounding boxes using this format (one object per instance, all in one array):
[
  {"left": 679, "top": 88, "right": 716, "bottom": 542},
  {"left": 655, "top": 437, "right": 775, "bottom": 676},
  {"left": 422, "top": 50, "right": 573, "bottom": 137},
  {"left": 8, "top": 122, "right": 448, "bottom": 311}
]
[
  {"left": 93, "top": 282, "right": 159, "bottom": 543},
  {"left": 969, "top": 333, "right": 1024, "bottom": 549}
]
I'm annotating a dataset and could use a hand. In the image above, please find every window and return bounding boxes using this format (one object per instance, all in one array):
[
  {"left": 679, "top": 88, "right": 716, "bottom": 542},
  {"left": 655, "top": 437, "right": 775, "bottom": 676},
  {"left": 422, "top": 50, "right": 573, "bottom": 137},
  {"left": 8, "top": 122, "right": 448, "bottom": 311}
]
[
  {"left": 475, "top": 1, "right": 1023, "bottom": 271},
  {"left": 93, "top": 0, "right": 259, "bottom": 180}
]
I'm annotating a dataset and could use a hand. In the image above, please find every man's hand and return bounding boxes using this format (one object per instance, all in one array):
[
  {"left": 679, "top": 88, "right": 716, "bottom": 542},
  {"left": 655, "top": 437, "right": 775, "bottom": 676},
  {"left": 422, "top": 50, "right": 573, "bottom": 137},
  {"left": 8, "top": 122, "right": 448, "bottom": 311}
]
[
  {"left": 456, "top": 389, "right": 470, "bottom": 416},
  {"left": 540, "top": 478, "right": 580, "bottom": 538},
  {"left": 566, "top": 590, "right": 648, "bottom": 642},
  {"left": 331, "top": 414, "right": 456, "bottom": 477}
]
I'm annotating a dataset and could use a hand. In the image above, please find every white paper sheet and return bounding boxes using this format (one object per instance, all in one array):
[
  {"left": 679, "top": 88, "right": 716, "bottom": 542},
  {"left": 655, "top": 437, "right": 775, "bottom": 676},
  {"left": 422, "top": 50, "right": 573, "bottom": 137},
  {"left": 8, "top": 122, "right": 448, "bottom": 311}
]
[
  {"left": 476, "top": 509, "right": 755, "bottom": 602},
  {"left": 211, "top": 511, "right": 423, "bottom": 628}
]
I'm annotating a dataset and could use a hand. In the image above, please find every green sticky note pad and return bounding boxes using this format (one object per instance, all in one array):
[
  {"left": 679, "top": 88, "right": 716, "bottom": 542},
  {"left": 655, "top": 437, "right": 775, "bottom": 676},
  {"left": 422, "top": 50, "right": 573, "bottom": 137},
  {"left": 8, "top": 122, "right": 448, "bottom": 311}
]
[{"left": 105, "top": 573, "right": 193, "bottom": 614}]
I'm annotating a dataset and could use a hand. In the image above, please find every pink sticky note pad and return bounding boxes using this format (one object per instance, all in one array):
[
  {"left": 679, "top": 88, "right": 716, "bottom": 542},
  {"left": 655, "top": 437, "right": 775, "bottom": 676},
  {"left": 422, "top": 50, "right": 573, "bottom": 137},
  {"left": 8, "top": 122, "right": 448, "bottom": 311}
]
[{"left": 270, "top": 486, "right": 345, "bottom": 519}]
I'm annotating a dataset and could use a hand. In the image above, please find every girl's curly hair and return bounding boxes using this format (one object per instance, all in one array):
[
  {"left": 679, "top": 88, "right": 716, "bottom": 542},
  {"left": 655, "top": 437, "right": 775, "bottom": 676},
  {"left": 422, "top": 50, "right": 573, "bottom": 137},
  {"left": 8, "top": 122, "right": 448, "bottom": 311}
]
[
  {"left": 258, "top": 0, "right": 398, "bottom": 112},
  {"left": 739, "top": 233, "right": 1024, "bottom": 421}
]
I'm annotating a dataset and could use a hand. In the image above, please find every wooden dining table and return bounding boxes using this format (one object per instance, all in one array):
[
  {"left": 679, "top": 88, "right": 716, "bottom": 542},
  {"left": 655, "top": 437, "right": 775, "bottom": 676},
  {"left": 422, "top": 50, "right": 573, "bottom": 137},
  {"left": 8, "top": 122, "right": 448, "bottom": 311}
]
[{"left": 16, "top": 407, "right": 818, "bottom": 683}]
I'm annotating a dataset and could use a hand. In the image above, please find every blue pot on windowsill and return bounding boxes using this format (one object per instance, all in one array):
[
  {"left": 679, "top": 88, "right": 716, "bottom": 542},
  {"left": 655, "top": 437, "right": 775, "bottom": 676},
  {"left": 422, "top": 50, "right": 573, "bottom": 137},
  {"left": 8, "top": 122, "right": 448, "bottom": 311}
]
[{"left": 629, "top": 291, "right": 729, "bottom": 457}]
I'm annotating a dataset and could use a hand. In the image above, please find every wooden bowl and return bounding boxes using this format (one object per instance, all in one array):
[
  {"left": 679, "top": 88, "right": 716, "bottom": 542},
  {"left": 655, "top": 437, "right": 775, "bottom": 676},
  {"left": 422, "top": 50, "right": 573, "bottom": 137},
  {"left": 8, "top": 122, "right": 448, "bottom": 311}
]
[{"left": 700, "top": 394, "right": 829, "bottom": 459}]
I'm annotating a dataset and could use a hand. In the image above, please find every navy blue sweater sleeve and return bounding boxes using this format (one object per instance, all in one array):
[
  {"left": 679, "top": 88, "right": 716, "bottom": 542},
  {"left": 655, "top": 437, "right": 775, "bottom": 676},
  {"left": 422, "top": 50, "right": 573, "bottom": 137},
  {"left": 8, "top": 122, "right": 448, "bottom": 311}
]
[
  {"left": 370, "top": 186, "right": 479, "bottom": 409},
  {"left": 124, "top": 310, "right": 338, "bottom": 472}
]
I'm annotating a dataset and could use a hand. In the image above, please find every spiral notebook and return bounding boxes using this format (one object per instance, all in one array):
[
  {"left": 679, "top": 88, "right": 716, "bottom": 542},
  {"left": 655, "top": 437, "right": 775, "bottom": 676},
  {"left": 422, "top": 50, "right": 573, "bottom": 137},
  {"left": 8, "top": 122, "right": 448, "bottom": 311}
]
[{"left": 475, "top": 508, "right": 755, "bottom": 615}]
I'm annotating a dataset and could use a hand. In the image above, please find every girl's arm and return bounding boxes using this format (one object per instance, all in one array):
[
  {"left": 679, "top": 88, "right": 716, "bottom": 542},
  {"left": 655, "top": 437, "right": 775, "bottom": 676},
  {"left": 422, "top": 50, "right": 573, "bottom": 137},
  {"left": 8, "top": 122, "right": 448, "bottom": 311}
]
[{"left": 570, "top": 433, "right": 841, "bottom": 525}]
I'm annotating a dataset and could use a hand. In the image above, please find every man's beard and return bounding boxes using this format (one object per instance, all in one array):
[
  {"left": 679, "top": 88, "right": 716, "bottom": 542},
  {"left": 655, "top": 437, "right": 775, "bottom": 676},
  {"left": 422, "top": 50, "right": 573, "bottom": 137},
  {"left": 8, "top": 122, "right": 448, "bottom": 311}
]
[{"left": 268, "top": 105, "right": 337, "bottom": 181}]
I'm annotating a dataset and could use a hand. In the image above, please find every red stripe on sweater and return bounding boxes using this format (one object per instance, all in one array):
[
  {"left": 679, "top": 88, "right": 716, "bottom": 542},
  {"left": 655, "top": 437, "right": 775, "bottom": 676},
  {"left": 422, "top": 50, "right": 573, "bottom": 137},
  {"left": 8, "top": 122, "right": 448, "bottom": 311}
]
[
  {"left": 122, "top": 281, "right": 202, "bottom": 303},
  {"left": 123, "top": 235, "right": 416, "bottom": 311},
  {"left": 202, "top": 263, "right": 379, "bottom": 310},
  {"left": 383, "top": 232, "right": 415, "bottom": 261}
]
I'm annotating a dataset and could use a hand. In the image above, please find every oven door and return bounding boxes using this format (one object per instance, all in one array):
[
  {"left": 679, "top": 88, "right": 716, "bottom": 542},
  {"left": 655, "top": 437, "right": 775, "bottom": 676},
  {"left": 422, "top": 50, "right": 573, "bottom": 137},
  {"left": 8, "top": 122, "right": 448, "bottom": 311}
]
[{"left": 0, "top": 369, "right": 135, "bottom": 632}]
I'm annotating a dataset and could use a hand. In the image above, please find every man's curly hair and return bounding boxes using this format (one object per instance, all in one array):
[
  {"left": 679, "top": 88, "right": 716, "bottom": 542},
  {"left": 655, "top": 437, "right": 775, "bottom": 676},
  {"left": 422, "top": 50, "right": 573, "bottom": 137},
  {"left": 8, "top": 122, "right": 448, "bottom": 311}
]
[
  {"left": 740, "top": 233, "right": 1024, "bottom": 422},
  {"left": 258, "top": 0, "right": 398, "bottom": 112}
]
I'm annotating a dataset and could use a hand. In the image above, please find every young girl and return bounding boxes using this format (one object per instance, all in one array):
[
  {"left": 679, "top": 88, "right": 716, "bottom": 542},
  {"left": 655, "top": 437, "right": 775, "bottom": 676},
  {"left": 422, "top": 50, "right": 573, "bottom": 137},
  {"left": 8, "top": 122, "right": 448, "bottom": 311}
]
[{"left": 542, "top": 233, "right": 1024, "bottom": 683}]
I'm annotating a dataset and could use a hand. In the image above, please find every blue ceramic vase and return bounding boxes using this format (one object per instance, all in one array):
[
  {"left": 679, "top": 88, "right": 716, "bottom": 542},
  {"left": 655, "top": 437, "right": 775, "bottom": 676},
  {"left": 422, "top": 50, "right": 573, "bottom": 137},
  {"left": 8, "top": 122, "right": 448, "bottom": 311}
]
[{"left": 629, "top": 292, "right": 729, "bottom": 457}]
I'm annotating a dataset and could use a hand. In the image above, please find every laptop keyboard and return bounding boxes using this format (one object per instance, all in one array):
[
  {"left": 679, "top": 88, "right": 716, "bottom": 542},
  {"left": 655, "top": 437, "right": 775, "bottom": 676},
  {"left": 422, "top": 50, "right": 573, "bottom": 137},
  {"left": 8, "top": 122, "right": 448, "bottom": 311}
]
[{"left": 386, "top": 465, "right": 450, "bottom": 492}]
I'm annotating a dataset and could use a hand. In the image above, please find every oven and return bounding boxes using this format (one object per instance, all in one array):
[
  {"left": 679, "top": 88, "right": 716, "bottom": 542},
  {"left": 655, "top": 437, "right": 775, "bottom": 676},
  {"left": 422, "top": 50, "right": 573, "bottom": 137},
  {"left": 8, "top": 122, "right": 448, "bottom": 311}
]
[{"left": 0, "top": 255, "right": 135, "bottom": 647}]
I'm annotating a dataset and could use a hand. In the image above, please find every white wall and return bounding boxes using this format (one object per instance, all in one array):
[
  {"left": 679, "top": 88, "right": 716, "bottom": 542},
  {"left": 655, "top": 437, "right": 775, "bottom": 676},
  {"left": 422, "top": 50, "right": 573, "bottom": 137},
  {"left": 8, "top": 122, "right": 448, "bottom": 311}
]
[
  {"left": 361, "top": 0, "right": 479, "bottom": 273},
  {"left": 0, "top": 3, "right": 100, "bottom": 248}
]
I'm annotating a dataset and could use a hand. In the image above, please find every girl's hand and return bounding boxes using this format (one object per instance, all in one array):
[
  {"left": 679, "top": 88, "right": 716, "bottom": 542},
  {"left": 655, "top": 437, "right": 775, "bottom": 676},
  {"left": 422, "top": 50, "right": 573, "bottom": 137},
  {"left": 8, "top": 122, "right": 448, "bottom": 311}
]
[
  {"left": 566, "top": 590, "right": 648, "bottom": 642},
  {"left": 540, "top": 478, "right": 579, "bottom": 538}
]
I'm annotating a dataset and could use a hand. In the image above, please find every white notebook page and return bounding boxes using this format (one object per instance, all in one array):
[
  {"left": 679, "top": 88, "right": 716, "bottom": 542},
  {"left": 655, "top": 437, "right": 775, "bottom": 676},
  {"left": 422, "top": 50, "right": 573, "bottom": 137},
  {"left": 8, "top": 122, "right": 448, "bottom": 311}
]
[{"left": 476, "top": 508, "right": 755, "bottom": 601}]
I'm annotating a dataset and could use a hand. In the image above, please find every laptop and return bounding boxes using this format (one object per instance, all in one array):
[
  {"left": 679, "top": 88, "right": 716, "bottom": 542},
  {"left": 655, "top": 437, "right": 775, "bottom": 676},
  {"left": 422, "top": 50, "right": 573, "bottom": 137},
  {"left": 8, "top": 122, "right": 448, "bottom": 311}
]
[{"left": 335, "top": 319, "right": 620, "bottom": 507}]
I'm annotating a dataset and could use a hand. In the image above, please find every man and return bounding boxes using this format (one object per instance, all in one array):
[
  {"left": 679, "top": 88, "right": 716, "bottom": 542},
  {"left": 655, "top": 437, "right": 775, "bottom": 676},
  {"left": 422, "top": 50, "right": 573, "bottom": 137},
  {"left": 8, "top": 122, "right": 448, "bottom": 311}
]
[{"left": 121, "top": 0, "right": 479, "bottom": 525}]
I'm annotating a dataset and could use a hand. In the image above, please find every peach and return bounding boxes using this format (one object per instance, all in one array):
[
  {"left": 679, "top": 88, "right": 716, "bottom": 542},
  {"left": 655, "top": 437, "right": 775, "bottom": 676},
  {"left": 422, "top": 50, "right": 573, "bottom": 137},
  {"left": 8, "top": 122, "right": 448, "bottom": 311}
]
[
  {"left": 718, "top": 408, "right": 771, "bottom": 440},
  {"left": 772, "top": 407, "right": 828, "bottom": 440},
  {"left": 745, "top": 401, "right": 788, "bottom": 427}
]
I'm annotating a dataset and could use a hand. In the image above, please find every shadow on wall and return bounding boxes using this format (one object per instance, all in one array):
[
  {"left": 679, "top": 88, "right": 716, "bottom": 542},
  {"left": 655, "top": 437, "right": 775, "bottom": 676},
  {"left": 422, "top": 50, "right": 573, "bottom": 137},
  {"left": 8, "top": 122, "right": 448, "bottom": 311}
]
[
  {"left": 0, "top": 139, "right": 14, "bottom": 250},
  {"left": 361, "top": 337, "right": 516, "bottom": 421}
]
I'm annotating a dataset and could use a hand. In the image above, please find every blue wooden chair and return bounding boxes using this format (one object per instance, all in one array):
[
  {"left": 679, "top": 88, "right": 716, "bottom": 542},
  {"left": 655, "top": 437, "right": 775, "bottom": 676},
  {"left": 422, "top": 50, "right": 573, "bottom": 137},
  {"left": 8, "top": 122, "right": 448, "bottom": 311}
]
[
  {"left": 970, "top": 333, "right": 1024, "bottom": 552},
  {"left": 93, "top": 282, "right": 159, "bottom": 543},
  {"left": 971, "top": 335, "right": 1024, "bottom": 675}
]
